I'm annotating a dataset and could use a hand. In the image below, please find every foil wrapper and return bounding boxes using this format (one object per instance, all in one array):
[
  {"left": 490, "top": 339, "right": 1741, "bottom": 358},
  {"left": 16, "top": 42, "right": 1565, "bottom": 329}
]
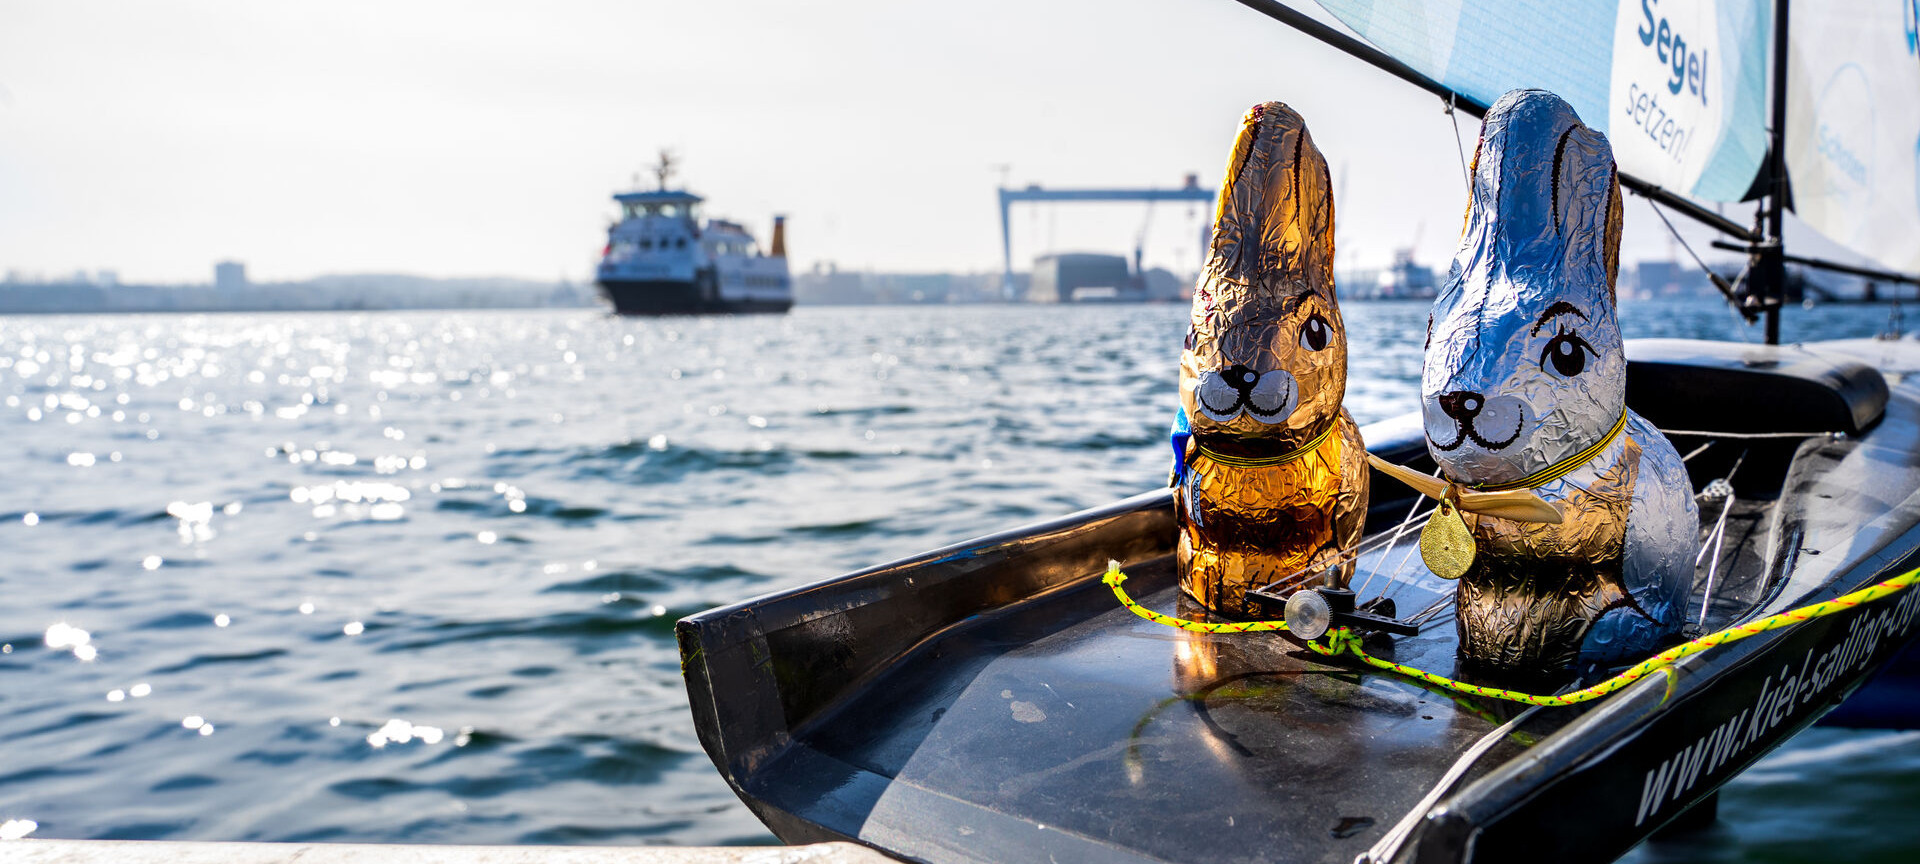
[
  {"left": 1421, "top": 90, "right": 1698, "bottom": 671},
  {"left": 1175, "top": 102, "right": 1369, "bottom": 618}
]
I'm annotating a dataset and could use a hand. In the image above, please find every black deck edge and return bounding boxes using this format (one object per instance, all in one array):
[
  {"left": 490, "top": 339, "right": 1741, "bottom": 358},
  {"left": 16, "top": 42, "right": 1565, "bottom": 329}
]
[
  {"left": 1625, "top": 338, "right": 1889, "bottom": 435},
  {"left": 678, "top": 487, "right": 1179, "bottom": 787}
]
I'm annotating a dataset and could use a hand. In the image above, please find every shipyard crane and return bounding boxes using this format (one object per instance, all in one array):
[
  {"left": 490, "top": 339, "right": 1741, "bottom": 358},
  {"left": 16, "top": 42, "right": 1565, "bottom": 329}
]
[{"left": 997, "top": 175, "right": 1215, "bottom": 298}]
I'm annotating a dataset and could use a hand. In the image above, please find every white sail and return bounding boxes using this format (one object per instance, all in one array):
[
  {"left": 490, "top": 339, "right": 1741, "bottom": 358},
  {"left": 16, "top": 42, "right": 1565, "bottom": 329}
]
[
  {"left": 1312, "top": 0, "right": 1771, "bottom": 203},
  {"left": 1785, "top": 2, "right": 1920, "bottom": 272}
]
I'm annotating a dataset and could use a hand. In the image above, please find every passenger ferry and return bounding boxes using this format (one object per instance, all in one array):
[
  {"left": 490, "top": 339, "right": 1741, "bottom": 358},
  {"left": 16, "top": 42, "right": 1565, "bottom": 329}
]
[{"left": 595, "top": 154, "right": 792, "bottom": 315}]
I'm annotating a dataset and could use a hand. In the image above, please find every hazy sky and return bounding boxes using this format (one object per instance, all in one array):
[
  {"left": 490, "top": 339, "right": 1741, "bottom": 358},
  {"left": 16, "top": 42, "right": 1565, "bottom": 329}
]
[{"left": 0, "top": 0, "right": 1844, "bottom": 284}]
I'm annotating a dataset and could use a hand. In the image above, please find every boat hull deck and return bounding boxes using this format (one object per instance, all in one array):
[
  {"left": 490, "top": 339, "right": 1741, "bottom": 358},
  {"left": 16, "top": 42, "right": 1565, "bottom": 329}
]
[
  {"left": 759, "top": 554, "right": 1513, "bottom": 864},
  {"left": 679, "top": 339, "right": 1920, "bottom": 863}
]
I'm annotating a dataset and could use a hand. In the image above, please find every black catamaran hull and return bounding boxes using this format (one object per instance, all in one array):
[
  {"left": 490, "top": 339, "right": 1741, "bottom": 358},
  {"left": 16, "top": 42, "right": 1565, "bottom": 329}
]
[
  {"left": 678, "top": 338, "right": 1920, "bottom": 864},
  {"left": 596, "top": 279, "right": 792, "bottom": 316},
  {"left": 1431, "top": 563, "right": 1920, "bottom": 862}
]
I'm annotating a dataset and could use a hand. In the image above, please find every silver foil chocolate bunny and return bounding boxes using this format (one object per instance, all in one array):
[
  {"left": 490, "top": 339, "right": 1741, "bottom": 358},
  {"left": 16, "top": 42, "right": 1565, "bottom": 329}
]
[{"left": 1421, "top": 89, "right": 1698, "bottom": 672}]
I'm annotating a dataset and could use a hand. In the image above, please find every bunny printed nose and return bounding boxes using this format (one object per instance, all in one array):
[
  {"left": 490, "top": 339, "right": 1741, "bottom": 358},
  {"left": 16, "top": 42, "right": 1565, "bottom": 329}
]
[
  {"left": 1439, "top": 390, "right": 1484, "bottom": 421},
  {"left": 1194, "top": 366, "right": 1298, "bottom": 425}
]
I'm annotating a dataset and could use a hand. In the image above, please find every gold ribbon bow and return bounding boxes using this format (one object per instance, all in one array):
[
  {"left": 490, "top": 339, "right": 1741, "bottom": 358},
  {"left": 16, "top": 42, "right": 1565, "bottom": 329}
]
[
  {"left": 1365, "top": 455, "right": 1564, "bottom": 525},
  {"left": 1366, "top": 411, "right": 1629, "bottom": 579}
]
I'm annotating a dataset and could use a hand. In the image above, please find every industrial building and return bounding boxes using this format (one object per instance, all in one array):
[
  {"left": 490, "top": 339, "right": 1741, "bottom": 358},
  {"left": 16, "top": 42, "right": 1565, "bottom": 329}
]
[{"left": 1028, "top": 253, "right": 1140, "bottom": 303}]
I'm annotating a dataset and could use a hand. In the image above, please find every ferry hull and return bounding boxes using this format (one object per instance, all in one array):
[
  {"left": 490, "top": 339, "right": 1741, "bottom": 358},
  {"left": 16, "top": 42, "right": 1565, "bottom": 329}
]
[{"left": 597, "top": 279, "right": 791, "bottom": 316}]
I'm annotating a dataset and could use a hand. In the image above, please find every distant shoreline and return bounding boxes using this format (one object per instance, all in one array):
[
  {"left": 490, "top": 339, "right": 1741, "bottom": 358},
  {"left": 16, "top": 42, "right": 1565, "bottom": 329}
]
[{"left": 0, "top": 275, "right": 602, "bottom": 314}]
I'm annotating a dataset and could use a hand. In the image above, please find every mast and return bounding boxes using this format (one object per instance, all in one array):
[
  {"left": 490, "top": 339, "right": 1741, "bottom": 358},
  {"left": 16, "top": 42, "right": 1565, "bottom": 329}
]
[
  {"left": 654, "top": 150, "right": 676, "bottom": 192},
  {"left": 1758, "top": 0, "right": 1791, "bottom": 345}
]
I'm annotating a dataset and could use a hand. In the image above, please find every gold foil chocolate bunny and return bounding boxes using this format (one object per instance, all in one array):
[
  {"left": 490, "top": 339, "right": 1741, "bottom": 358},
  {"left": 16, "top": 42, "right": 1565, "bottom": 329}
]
[{"left": 1172, "top": 103, "right": 1368, "bottom": 618}]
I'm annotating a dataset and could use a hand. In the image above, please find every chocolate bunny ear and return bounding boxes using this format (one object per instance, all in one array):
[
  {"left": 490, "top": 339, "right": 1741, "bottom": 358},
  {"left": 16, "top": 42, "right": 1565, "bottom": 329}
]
[
  {"left": 1204, "top": 102, "right": 1335, "bottom": 302},
  {"left": 1457, "top": 90, "right": 1620, "bottom": 304},
  {"left": 1551, "top": 124, "right": 1623, "bottom": 305}
]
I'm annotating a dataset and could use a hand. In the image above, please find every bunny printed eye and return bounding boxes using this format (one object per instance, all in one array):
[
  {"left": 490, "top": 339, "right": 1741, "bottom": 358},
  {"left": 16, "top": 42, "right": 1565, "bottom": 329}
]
[
  {"left": 1539, "top": 328, "right": 1596, "bottom": 377},
  {"left": 1184, "top": 327, "right": 1197, "bottom": 351},
  {"left": 1299, "top": 314, "right": 1331, "bottom": 352}
]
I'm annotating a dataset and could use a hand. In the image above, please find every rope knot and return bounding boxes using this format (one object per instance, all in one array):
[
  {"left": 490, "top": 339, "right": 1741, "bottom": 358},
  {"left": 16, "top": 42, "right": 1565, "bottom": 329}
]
[
  {"left": 1102, "top": 560, "right": 1126, "bottom": 587},
  {"left": 1324, "top": 628, "right": 1363, "bottom": 656},
  {"left": 1303, "top": 627, "right": 1362, "bottom": 658}
]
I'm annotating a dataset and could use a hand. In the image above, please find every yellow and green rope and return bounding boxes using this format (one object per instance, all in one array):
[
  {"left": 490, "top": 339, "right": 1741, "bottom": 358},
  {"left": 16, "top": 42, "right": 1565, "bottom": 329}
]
[
  {"left": 1102, "top": 564, "right": 1289, "bottom": 633},
  {"left": 1104, "top": 561, "right": 1920, "bottom": 707}
]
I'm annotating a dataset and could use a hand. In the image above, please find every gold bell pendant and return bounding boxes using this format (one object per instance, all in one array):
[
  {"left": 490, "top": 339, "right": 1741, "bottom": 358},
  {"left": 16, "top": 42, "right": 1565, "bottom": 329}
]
[{"left": 1420, "top": 493, "right": 1476, "bottom": 581}]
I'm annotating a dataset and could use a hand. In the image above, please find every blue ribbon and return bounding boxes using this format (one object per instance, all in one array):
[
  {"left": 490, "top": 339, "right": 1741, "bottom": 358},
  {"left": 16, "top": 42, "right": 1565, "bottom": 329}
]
[{"left": 1169, "top": 407, "right": 1191, "bottom": 486}]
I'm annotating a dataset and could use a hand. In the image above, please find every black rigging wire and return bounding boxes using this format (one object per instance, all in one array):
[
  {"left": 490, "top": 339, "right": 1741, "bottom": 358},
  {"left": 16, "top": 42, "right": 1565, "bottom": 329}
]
[
  {"left": 1444, "top": 94, "right": 1470, "bottom": 190},
  {"left": 1648, "top": 199, "right": 1756, "bottom": 324}
]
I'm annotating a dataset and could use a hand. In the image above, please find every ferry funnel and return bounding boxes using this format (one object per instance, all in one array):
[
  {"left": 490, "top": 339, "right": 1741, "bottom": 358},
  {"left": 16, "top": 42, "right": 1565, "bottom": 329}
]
[{"left": 769, "top": 215, "right": 787, "bottom": 258}]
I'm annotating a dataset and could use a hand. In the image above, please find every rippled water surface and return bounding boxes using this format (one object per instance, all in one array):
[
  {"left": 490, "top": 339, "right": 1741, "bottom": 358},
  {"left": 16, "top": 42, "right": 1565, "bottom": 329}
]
[{"left": 2, "top": 299, "right": 1917, "bottom": 858}]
